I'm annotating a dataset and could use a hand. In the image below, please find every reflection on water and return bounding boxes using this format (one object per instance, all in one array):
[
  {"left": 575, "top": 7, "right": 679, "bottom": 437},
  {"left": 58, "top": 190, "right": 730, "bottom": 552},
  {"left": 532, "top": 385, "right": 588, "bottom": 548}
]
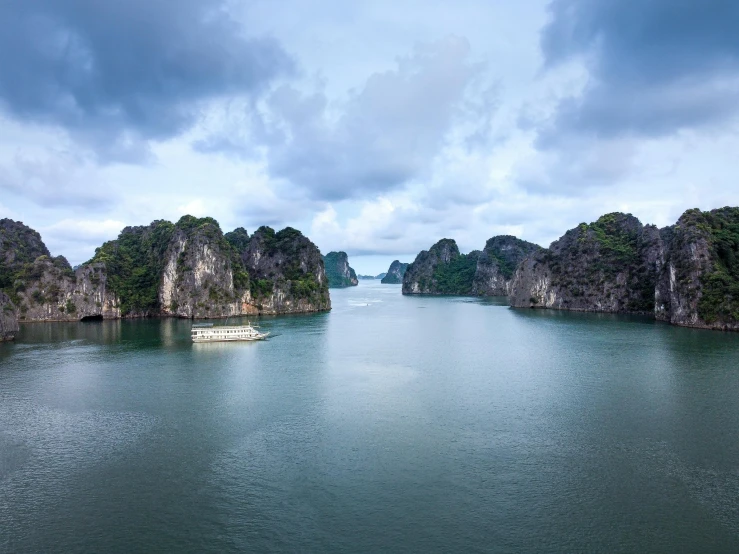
[{"left": 2, "top": 282, "right": 739, "bottom": 552}]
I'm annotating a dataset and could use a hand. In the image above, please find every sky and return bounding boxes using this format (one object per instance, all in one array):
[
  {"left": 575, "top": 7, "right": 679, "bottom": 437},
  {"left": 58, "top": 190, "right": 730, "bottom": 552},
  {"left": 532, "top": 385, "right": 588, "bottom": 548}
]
[{"left": 1, "top": 1, "right": 738, "bottom": 274}]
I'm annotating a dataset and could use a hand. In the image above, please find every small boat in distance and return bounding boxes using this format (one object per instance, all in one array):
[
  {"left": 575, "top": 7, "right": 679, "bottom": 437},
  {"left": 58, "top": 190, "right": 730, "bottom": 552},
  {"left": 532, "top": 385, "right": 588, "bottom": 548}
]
[{"left": 191, "top": 322, "right": 270, "bottom": 342}]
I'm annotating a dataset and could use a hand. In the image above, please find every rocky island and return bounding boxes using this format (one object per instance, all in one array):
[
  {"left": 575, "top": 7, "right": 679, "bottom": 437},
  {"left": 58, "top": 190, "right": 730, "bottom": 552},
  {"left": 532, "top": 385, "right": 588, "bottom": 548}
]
[
  {"left": 402, "top": 236, "right": 540, "bottom": 296},
  {"left": 381, "top": 261, "right": 409, "bottom": 284},
  {"left": 0, "top": 216, "right": 331, "bottom": 324},
  {"left": 508, "top": 213, "right": 660, "bottom": 314},
  {"left": 400, "top": 208, "right": 739, "bottom": 331},
  {"left": 323, "top": 251, "right": 359, "bottom": 288},
  {"left": 510, "top": 208, "right": 739, "bottom": 331}
]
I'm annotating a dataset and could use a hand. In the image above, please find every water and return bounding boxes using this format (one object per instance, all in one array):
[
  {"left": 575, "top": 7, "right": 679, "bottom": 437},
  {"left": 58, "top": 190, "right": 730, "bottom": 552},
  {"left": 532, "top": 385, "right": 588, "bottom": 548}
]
[{"left": 2, "top": 281, "right": 739, "bottom": 552}]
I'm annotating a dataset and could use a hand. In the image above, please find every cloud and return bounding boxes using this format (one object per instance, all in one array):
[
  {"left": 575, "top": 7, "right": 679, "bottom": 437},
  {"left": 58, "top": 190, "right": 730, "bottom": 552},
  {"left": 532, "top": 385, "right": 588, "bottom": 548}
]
[
  {"left": 0, "top": 151, "right": 117, "bottom": 209},
  {"left": 539, "top": 0, "right": 739, "bottom": 141},
  {"left": 516, "top": 136, "right": 638, "bottom": 195},
  {"left": 268, "top": 37, "right": 482, "bottom": 201},
  {"left": 201, "top": 36, "right": 487, "bottom": 202},
  {"left": 0, "top": 0, "right": 294, "bottom": 162},
  {"left": 42, "top": 218, "right": 125, "bottom": 244},
  {"left": 39, "top": 218, "right": 125, "bottom": 264}
]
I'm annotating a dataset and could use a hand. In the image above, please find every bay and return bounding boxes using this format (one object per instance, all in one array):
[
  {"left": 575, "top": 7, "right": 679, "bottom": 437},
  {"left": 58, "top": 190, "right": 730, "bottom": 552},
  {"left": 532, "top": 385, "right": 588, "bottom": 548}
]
[{"left": 2, "top": 280, "right": 739, "bottom": 552}]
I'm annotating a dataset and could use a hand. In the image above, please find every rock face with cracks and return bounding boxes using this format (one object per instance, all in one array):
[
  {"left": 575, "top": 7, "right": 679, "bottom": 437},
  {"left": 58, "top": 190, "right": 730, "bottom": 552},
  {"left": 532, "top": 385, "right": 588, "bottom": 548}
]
[
  {"left": 0, "top": 291, "right": 19, "bottom": 341},
  {"left": 0, "top": 218, "right": 120, "bottom": 322},
  {"left": 471, "top": 236, "right": 542, "bottom": 296},
  {"left": 509, "top": 208, "right": 739, "bottom": 331},
  {"left": 654, "top": 208, "right": 739, "bottom": 330},
  {"left": 0, "top": 216, "right": 331, "bottom": 323},
  {"left": 508, "top": 213, "right": 661, "bottom": 314}
]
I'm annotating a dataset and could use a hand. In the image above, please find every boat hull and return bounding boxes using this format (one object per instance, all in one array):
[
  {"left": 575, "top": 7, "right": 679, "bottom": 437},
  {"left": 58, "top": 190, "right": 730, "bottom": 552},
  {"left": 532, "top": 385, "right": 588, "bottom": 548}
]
[{"left": 192, "top": 333, "right": 269, "bottom": 343}]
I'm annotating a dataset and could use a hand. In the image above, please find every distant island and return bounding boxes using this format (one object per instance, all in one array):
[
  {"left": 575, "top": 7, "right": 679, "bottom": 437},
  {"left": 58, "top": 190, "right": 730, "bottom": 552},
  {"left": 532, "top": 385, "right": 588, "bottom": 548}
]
[
  {"left": 323, "top": 251, "right": 358, "bottom": 288},
  {"left": 0, "top": 216, "right": 332, "bottom": 339},
  {"left": 381, "top": 261, "right": 409, "bottom": 284},
  {"left": 403, "top": 236, "right": 539, "bottom": 295},
  {"left": 402, "top": 207, "right": 739, "bottom": 332},
  {"left": 358, "top": 272, "right": 388, "bottom": 280}
]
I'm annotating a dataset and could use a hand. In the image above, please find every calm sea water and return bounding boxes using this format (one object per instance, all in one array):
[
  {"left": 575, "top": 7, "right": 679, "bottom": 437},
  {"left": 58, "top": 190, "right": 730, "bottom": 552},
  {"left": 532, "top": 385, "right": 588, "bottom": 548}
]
[{"left": 2, "top": 281, "right": 739, "bottom": 552}]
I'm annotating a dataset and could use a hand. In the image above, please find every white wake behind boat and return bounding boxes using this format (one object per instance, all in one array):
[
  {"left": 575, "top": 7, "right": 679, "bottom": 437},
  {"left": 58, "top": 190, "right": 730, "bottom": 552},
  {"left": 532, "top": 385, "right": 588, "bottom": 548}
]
[{"left": 191, "top": 322, "right": 270, "bottom": 342}]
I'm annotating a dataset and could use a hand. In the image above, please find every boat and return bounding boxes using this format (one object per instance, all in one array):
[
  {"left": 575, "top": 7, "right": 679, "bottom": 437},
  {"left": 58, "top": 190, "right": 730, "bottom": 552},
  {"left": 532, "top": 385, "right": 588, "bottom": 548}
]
[{"left": 191, "top": 322, "right": 270, "bottom": 342}]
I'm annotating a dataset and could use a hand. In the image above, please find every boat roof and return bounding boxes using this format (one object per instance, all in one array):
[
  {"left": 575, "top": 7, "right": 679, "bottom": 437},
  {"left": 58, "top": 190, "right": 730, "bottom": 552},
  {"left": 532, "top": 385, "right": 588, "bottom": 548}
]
[{"left": 191, "top": 325, "right": 259, "bottom": 330}]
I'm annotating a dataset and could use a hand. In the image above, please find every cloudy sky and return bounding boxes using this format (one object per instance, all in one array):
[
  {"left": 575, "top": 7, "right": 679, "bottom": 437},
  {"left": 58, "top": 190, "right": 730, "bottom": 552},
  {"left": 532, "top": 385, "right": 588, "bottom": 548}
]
[{"left": 1, "top": 0, "right": 738, "bottom": 273}]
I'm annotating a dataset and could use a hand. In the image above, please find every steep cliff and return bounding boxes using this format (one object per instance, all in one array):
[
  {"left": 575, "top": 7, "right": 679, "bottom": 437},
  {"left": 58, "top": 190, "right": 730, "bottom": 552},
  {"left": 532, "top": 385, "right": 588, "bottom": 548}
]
[
  {"left": 402, "top": 239, "right": 480, "bottom": 295},
  {"left": 509, "top": 213, "right": 663, "bottom": 313},
  {"left": 471, "top": 236, "right": 542, "bottom": 296},
  {"left": 381, "top": 261, "right": 409, "bottom": 284},
  {"left": 89, "top": 220, "right": 175, "bottom": 317},
  {"left": 655, "top": 208, "right": 739, "bottom": 330},
  {"left": 2, "top": 216, "right": 329, "bottom": 322},
  {"left": 1, "top": 219, "right": 120, "bottom": 321},
  {"left": 323, "top": 251, "right": 359, "bottom": 287},
  {"left": 157, "top": 216, "right": 248, "bottom": 319},
  {"left": 238, "top": 227, "right": 331, "bottom": 314},
  {"left": 93, "top": 218, "right": 330, "bottom": 317},
  {"left": 0, "top": 291, "right": 19, "bottom": 341}
]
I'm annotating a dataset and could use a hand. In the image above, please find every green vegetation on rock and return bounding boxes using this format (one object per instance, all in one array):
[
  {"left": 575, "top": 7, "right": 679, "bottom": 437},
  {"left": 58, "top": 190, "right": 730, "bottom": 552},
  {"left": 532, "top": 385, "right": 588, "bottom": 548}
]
[
  {"left": 0, "top": 219, "right": 51, "bottom": 294},
  {"left": 582, "top": 213, "right": 640, "bottom": 269},
  {"left": 89, "top": 220, "right": 176, "bottom": 315},
  {"left": 224, "top": 227, "right": 250, "bottom": 252},
  {"left": 247, "top": 227, "right": 330, "bottom": 305},
  {"left": 686, "top": 208, "right": 739, "bottom": 323},
  {"left": 323, "top": 251, "right": 358, "bottom": 288},
  {"left": 430, "top": 252, "right": 480, "bottom": 295}
]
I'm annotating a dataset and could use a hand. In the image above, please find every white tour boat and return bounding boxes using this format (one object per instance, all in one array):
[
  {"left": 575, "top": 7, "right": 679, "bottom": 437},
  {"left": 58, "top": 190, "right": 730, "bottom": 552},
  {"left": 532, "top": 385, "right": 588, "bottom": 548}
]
[{"left": 191, "top": 322, "right": 270, "bottom": 342}]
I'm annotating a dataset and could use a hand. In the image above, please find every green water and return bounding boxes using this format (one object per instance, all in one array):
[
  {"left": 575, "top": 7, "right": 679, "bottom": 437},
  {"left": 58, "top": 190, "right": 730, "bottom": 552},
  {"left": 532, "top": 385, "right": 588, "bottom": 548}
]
[{"left": 2, "top": 281, "right": 739, "bottom": 552}]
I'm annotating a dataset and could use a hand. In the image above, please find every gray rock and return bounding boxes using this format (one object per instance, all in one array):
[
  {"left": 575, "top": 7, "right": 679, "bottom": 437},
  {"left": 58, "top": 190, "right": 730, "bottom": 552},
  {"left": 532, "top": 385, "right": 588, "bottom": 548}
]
[
  {"left": 654, "top": 208, "right": 739, "bottom": 330},
  {"left": 1, "top": 217, "right": 330, "bottom": 322},
  {"left": 381, "top": 261, "right": 408, "bottom": 284},
  {"left": 0, "top": 291, "right": 19, "bottom": 341},
  {"left": 471, "top": 236, "right": 542, "bottom": 296},
  {"left": 242, "top": 227, "right": 331, "bottom": 314},
  {"left": 1, "top": 219, "right": 120, "bottom": 322},
  {"left": 509, "top": 213, "right": 661, "bottom": 313},
  {"left": 159, "top": 219, "right": 246, "bottom": 319}
]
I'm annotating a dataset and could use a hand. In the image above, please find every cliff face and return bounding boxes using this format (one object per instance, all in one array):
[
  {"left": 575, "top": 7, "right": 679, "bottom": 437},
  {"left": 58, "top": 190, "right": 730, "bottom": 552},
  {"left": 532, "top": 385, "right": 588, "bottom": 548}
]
[
  {"left": 402, "top": 239, "right": 481, "bottom": 294},
  {"left": 509, "top": 213, "right": 662, "bottom": 313},
  {"left": 1, "top": 216, "right": 330, "bottom": 323},
  {"left": 471, "top": 236, "right": 542, "bottom": 296},
  {"left": 402, "top": 235, "right": 541, "bottom": 295},
  {"left": 323, "top": 251, "right": 358, "bottom": 287},
  {"left": 14, "top": 259, "right": 120, "bottom": 321},
  {"left": 92, "top": 218, "right": 330, "bottom": 318},
  {"left": 158, "top": 217, "right": 248, "bottom": 319},
  {"left": 0, "top": 291, "right": 19, "bottom": 341},
  {"left": 98, "top": 219, "right": 330, "bottom": 317},
  {"left": 239, "top": 227, "right": 331, "bottom": 314},
  {"left": 655, "top": 208, "right": 739, "bottom": 330},
  {"left": 1, "top": 219, "right": 120, "bottom": 322},
  {"left": 381, "top": 261, "right": 409, "bottom": 284}
]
